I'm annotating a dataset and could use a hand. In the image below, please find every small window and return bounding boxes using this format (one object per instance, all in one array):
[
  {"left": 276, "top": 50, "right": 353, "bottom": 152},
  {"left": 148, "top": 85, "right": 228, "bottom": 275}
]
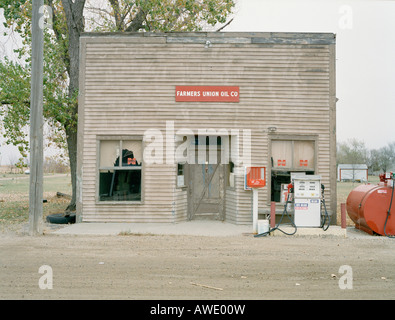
[
  {"left": 227, "top": 161, "right": 235, "bottom": 188},
  {"left": 177, "top": 163, "right": 185, "bottom": 188},
  {"left": 98, "top": 139, "right": 142, "bottom": 202},
  {"left": 177, "top": 163, "right": 184, "bottom": 176},
  {"left": 271, "top": 140, "right": 315, "bottom": 170}
]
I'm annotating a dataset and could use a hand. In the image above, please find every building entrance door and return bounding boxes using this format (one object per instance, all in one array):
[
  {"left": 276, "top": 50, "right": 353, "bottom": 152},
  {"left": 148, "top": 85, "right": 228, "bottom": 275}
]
[{"left": 187, "top": 137, "right": 226, "bottom": 221}]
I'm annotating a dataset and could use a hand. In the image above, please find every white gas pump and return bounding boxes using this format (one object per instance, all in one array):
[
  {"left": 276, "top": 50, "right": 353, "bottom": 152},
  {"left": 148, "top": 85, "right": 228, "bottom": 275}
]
[
  {"left": 254, "top": 174, "right": 330, "bottom": 238},
  {"left": 292, "top": 175, "right": 322, "bottom": 227}
]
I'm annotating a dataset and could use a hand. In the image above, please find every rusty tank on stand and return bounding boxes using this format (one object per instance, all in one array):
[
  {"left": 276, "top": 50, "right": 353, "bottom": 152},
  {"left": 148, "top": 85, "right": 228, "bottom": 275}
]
[{"left": 346, "top": 173, "right": 395, "bottom": 236}]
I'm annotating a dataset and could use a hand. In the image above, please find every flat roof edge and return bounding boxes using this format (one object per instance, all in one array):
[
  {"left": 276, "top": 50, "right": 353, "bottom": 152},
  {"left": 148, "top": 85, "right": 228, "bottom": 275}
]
[{"left": 80, "top": 31, "right": 336, "bottom": 44}]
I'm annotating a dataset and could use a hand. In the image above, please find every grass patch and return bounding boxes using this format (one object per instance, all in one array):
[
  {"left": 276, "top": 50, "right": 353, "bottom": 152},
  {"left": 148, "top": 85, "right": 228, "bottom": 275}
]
[{"left": 0, "top": 174, "right": 72, "bottom": 226}]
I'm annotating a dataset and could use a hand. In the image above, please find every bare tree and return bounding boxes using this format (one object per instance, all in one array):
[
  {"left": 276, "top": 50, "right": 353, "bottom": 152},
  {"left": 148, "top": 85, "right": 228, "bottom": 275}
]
[
  {"left": 337, "top": 138, "right": 368, "bottom": 164},
  {"left": 376, "top": 142, "right": 395, "bottom": 173}
]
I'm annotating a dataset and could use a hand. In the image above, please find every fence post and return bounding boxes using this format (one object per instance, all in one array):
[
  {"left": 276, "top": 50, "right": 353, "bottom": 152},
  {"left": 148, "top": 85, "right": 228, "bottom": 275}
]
[
  {"left": 341, "top": 203, "right": 347, "bottom": 229},
  {"left": 270, "top": 202, "right": 276, "bottom": 229}
]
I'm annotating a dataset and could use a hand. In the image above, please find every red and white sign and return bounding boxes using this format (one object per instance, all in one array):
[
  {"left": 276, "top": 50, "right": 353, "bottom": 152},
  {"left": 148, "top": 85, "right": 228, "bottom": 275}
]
[
  {"left": 175, "top": 86, "right": 239, "bottom": 102},
  {"left": 277, "top": 159, "right": 286, "bottom": 167},
  {"left": 295, "top": 203, "right": 309, "bottom": 210},
  {"left": 299, "top": 160, "right": 308, "bottom": 167}
]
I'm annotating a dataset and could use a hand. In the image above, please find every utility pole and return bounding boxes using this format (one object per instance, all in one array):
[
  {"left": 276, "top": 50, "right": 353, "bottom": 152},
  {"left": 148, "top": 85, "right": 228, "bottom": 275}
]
[{"left": 29, "top": 0, "right": 44, "bottom": 235}]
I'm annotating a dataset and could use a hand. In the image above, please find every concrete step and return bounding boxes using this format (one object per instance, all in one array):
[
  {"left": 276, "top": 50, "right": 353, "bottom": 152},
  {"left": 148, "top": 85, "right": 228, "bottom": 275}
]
[{"left": 193, "top": 212, "right": 220, "bottom": 220}]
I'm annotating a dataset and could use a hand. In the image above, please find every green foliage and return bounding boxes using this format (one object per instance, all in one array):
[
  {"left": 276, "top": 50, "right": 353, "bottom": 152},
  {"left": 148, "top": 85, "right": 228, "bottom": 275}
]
[
  {"left": 1, "top": 0, "right": 235, "bottom": 180},
  {"left": 1, "top": 0, "right": 71, "bottom": 157},
  {"left": 2, "top": 0, "right": 32, "bottom": 60},
  {"left": 136, "top": 0, "right": 234, "bottom": 31},
  {"left": 88, "top": 0, "right": 235, "bottom": 32},
  {"left": 0, "top": 59, "right": 30, "bottom": 157}
]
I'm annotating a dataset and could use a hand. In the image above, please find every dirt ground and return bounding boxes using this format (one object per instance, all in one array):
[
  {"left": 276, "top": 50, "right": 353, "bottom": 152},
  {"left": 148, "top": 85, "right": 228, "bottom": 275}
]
[{"left": 1, "top": 224, "right": 395, "bottom": 301}]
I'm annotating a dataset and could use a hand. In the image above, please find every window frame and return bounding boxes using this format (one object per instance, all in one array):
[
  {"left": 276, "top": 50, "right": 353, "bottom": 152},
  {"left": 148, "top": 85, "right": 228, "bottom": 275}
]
[
  {"left": 96, "top": 136, "right": 144, "bottom": 204},
  {"left": 268, "top": 134, "right": 318, "bottom": 204},
  {"left": 176, "top": 162, "right": 187, "bottom": 189},
  {"left": 271, "top": 139, "right": 316, "bottom": 171}
]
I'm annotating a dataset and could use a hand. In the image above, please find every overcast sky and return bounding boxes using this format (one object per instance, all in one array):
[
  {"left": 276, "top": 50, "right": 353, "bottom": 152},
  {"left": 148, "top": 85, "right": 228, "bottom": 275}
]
[
  {"left": 1, "top": 0, "right": 394, "bottom": 165},
  {"left": 226, "top": 0, "right": 395, "bottom": 150}
]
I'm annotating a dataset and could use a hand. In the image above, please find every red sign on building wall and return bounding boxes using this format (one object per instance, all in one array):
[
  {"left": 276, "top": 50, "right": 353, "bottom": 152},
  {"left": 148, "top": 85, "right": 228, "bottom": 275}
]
[
  {"left": 175, "top": 86, "right": 239, "bottom": 102},
  {"left": 299, "top": 160, "right": 308, "bottom": 167},
  {"left": 277, "top": 159, "right": 286, "bottom": 167}
]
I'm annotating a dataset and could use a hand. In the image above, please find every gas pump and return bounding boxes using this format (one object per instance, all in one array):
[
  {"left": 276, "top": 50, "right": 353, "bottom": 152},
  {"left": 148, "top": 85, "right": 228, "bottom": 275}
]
[
  {"left": 255, "top": 174, "right": 330, "bottom": 237},
  {"left": 290, "top": 174, "right": 330, "bottom": 230},
  {"left": 293, "top": 175, "right": 322, "bottom": 227}
]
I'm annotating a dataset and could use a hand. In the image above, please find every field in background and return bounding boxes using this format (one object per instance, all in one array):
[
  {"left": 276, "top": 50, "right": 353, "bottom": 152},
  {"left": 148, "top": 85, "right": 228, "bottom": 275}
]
[
  {"left": 0, "top": 173, "right": 72, "bottom": 230},
  {"left": 0, "top": 173, "right": 381, "bottom": 229}
]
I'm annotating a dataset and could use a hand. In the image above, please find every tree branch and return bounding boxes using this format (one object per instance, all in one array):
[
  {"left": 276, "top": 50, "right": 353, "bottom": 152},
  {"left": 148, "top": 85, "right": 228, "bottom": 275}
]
[
  {"left": 1, "top": 100, "right": 30, "bottom": 106},
  {"left": 47, "top": 0, "right": 71, "bottom": 76},
  {"left": 85, "top": 6, "right": 113, "bottom": 17},
  {"left": 108, "top": 0, "right": 123, "bottom": 30},
  {"left": 216, "top": 18, "right": 233, "bottom": 32},
  {"left": 125, "top": 8, "right": 146, "bottom": 32}
]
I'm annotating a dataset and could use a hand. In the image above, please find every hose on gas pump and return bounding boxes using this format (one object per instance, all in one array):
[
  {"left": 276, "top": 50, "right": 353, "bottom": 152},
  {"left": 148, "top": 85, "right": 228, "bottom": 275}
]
[
  {"left": 320, "top": 184, "right": 331, "bottom": 231},
  {"left": 384, "top": 181, "right": 395, "bottom": 238},
  {"left": 254, "top": 192, "right": 297, "bottom": 237}
]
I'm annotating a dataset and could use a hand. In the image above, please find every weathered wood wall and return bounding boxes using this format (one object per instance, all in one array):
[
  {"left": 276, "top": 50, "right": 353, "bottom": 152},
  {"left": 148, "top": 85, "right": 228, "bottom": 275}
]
[{"left": 77, "top": 32, "right": 336, "bottom": 224}]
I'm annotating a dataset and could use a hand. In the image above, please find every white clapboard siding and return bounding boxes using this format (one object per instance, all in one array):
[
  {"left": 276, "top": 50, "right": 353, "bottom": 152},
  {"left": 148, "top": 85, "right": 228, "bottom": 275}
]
[{"left": 77, "top": 32, "right": 336, "bottom": 224}]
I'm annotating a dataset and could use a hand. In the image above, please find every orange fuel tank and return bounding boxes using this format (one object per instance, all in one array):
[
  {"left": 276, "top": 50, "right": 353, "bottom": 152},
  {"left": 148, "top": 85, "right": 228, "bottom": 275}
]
[{"left": 346, "top": 184, "right": 395, "bottom": 235}]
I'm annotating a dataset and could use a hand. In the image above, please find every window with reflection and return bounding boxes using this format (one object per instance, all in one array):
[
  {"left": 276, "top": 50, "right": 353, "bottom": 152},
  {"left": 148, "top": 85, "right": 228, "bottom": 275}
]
[{"left": 98, "top": 139, "right": 142, "bottom": 202}]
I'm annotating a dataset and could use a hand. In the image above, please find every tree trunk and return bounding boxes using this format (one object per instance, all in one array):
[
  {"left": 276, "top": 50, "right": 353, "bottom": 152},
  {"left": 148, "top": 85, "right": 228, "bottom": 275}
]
[
  {"left": 65, "top": 125, "right": 77, "bottom": 213},
  {"left": 61, "top": 0, "right": 85, "bottom": 214}
]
